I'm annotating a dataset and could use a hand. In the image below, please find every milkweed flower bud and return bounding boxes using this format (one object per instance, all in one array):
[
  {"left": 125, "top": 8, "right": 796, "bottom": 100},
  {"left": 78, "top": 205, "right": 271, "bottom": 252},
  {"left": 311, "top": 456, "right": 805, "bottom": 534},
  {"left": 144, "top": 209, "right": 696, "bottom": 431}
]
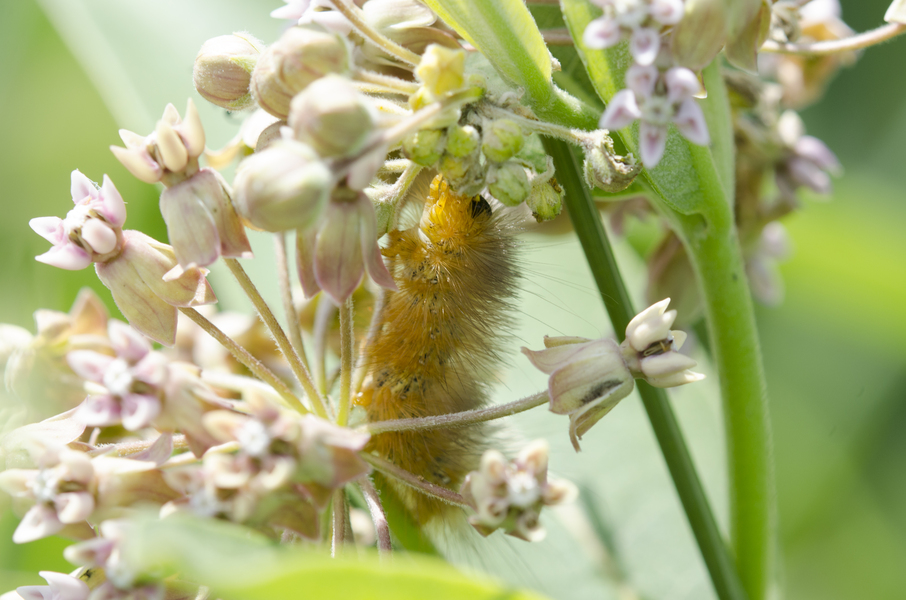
[
  {"left": 582, "top": 131, "right": 640, "bottom": 193},
  {"left": 402, "top": 128, "right": 446, "bottom": 166},
  {"left": 193, "top": 32, "right": 264, "bottom": 111},
  {"left": 251, "top": 25, "right": 351, "bottom": 119},
  {"left": 482, "top": 119, "right": 524, "bottom": 164},
  {"left": 488, "top": 161, "right": 531, "bottom": 207},
  {"left": 670, "top": 0, "right": 728, "bottom": 71},
  {"left": 233, "top": 139, "right": 333, "bottom": 233},
  {"left": 111, "top": 100, "right": 205, "bottom": 186},
  {"left": 461, "top": 440, "right": 577, "bottom": 541},
  {"left": 523, "top": 299, "right": 703, "bottom": 449},
  {"left": 526, "top": 175, "right": 563, "bottom": 222},
  {"left": 445, "top": 124, "right": 480, "bottom": 158},
  {"left": 288, "top": 75, "right": 376, "bottom": 158}
]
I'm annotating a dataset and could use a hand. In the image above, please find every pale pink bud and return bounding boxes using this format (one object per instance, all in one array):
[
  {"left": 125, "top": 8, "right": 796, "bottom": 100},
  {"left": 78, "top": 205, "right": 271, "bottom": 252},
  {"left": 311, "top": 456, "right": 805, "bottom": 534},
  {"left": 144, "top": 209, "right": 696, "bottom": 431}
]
[
  {"left": 664, "top": 67, "right": 700, "bottom": 103},
  {"left": 650, "top": 0, "right": 685, "bottom": 25},
  {"left": 288, "top": 75, "right": 376, "bottom": 158},
  {"left": 193, "top": 33, "right": 263, "bottom": 111},
  {"left": 16, "top": 572, "right": 89, "bottom": 600}
]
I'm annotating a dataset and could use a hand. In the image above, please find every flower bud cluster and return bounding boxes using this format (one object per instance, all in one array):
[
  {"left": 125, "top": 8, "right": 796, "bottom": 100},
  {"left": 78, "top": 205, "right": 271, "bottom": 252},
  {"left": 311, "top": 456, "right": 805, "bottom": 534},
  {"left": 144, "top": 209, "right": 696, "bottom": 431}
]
[
  {"left": 461, "top": 440, "right": 577, "bottom": 541},
  {"left": 523, "top": 299, "right": 703, "bottom": 450}
]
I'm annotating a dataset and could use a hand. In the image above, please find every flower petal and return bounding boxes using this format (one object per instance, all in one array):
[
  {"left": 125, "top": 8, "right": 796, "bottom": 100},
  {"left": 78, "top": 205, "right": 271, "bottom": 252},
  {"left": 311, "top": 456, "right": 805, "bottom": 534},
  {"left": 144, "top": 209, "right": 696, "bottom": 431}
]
[
  {"left": 39, "top": 572, "right": 89, "bottom": 600},
  {"left": 639, "top": 121, "right": 668, "bottom": 167},
  {"left": 194, "top": 169, "right": 253, "bottom": 259},
  {"left": 629, "top": 27, "right": 661, "bottom": 66},
  {"left": 582, "top": 17, "right": 621, "bottom": 50},
  {"left": 121, "top": 394, "right": 161, "bottom": 431},
  {"left": 156, "top": 120, "right": 189, "bottom": 173},
  {"left": 29, "top": 217, "right": 65, "bottom": 245},
  {"left": 13, "top": 504, "right": 64, "bottom": 543},
  {"left": 625, "top": 64, "right": 659, "bottom": 98},
  {"left": 122, "top": 231, "right": 216, "bottom": 308},
  {"left": 521, "top": 339, "right": 605, "bottom": 374},
  {"left": 54, "top": 491, "right": 95, "bottom": 524},
  {"left": 110, "top": 146, "right": 163, "bottom": 184},
  {"left": 673, "top": 98, "right": 710, "bottom": 147},
  {"left": 107, "top": 319, "right": 150, "bottom": 363},
  {"left": 36, "top": 244, "right": 92, "bottom": 271},
  {"left": 75, "top": 394, "right": 121, "bottom": 427},
  {"left": 80, "top": 219, "right": 117, "bottom": 255},
  {"left": 598, "top": 90, "right": 641, "bottom": 131},
  {"left": 355, "top": 194, "right": 396, "bottom": 291},
  {"left": 179, "top": 99, "right": 206, "bottom": 158},
  {"left": 70, "top": 170, "right": 97, "bottom": 204},
  {"left": 67, "top": 350, "right": 114, "bottom": 383}
]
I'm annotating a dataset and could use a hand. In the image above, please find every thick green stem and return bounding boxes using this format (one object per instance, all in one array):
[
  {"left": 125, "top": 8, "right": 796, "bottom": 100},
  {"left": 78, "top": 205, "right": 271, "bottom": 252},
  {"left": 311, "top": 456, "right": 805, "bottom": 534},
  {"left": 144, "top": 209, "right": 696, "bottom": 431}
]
[
  {"left": 673, "top": 212, "right": 774, "bottom": 600},
  {"left": 543, "top": 138, "right": 749, "bottom": 600}
]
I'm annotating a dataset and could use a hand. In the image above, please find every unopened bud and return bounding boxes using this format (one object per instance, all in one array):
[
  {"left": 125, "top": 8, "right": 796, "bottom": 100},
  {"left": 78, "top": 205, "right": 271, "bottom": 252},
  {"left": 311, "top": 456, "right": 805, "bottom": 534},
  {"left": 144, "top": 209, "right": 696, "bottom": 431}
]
[
  {"left": 482, "top": 119, "right": 524, "bottom": 163},
  {"left": 725, "top": 0, "right": 771, "bottom": 73},
  {"left": 527, "top": 177, "right": 563, "bottom": 222},
  {"left": 193, "top": 33, "right": 263, "bottom": 111},
  {"left": 233, "top": 140, "right": 333, "bottom": 232},
  {"left": 488, "top": 162, "right": 530, "bottom": 207},
  {"left": 402, "top": 128, "right": 445, "bottom": 166},
  {"left": 251, "top": 25, "right": 351, "bottom": 118},
  {"left": 670, "top": 0, "right": 728, "bottom": 71},
  {"left": 445, "top": 124, "right": 480, "bottom": 158},
  {"left": 415, "top": 44, "right": 465, "bottom": 99},
  {"left": 289, "top": 75, "right": 375, "bottom": 158}
]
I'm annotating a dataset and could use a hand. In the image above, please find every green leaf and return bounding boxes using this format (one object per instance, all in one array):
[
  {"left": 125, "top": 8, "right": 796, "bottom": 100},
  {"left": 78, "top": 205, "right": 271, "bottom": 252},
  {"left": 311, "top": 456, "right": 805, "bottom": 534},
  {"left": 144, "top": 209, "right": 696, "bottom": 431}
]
[
  {"left": 421, "top": 0, "right": 553, "bottom": 107},
  {"left": 121, "top": 514, "right": 551, "bottom": 600}
]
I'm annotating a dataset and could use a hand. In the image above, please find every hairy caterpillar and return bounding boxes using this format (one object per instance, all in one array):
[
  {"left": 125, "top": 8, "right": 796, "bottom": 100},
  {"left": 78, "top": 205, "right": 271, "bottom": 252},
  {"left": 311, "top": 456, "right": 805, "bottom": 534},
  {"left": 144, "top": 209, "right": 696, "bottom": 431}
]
[{"left": 360, "top": 174, "right": 518, "bottom": 525}]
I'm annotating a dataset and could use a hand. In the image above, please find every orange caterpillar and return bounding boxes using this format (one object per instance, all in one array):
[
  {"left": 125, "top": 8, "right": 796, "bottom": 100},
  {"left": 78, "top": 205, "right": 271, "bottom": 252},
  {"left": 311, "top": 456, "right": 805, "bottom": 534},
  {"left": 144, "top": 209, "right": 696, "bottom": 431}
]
[{"left": 360, "top": 174, "right": 518, "bottom": 524}]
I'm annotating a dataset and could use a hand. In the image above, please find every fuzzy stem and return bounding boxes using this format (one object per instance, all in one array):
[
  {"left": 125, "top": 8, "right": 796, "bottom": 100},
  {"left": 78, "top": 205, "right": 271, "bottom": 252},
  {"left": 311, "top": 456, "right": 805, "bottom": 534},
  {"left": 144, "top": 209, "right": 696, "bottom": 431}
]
[
  {"left": 313, "top": 297, "right": 336, "bottom": 396},
  {"left": 542, "top": 138, "right": 749, "bottom": 600},
  {"left": 178, "top": 307, "right": 306, "bottom": 413},
  {"left": 337, "top": 296, "right": 355, "bottom": 427},
  {"left": 326, "top": 0, "right": 422, "bottom": 67},
  {"left": 480, "top": 102, "right": 593, "bottom": 145},
  {"left": 353, "top": 288, "right": 386, "bottom": 394},
  {"left": 358, "top": 475, "right": 392, "bottom": 555},
  {"left": 761, "top": 22, "right": 906, "bottom": 55},
  {"left": 354, "top": 69, "right": 420, "bottom": 94},
  {"left": 331, "top": 488, "right": 348, "bottom": 556},
  {"left": 274, "top": 234, "right": 311, "bottom": 373},
  {"left": 362, "top": 392, "right": 549, "bottom": 435},
  {"left": 224, "top": 259, "right": 329, "bottom": 419},
  {"left": 361, "top": 453, "right": 470, "bottom": 508}
]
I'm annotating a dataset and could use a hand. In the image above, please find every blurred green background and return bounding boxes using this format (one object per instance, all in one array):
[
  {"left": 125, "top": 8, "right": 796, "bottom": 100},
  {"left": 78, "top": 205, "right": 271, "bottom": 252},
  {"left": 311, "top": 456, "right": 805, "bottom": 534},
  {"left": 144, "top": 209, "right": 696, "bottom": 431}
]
[{"left": 0, "top": 1, "right": 904, "bottom": 599}]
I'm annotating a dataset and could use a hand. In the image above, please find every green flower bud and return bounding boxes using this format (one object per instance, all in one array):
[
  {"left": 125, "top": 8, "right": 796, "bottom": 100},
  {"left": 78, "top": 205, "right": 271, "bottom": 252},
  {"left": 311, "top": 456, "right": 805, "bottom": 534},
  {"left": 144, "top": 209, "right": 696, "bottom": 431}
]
[
  {"left": 233, "top": 140, "right": 333, "bottom": 232},
  {"left": 289, "top": 75, "right": 375, "bottom": 158},
  {"left": 488, "top": 162, "right": 530, "bottom": 207},
  {"left": 445, "top": 124, "right": 480, "bottom": 158},
  {"left": 670, "top": 0, "right": 728, "bottom": 72},
  {"left": 250, "top": 47, "right": 293, "bottom": 119},
  {"left": 527, "top": 178, "right": 563, "bottom": 222},
  {"left": 402, "top": 128, "right": 446, "bottom": 166},
  {"left": 193, "top": 32, "right": 263, "bottom": 111},
  {"left": 482, "top": 119, "right": 524, "bottom": 163}
]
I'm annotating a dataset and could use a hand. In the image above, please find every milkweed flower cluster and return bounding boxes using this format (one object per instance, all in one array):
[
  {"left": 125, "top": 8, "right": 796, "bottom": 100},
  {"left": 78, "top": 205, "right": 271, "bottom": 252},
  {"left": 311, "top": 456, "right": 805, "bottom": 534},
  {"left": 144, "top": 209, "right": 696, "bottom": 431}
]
[{"left": 3, "top": 0, "right": 875, "bottom": 594}]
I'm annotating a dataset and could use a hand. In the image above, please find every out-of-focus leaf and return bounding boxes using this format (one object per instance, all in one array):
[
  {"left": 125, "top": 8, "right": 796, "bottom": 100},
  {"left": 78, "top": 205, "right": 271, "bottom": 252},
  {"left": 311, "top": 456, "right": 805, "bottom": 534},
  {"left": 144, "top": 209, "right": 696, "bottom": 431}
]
[{"left": 122, "top": 514, "right": 552, "bottom": 600}]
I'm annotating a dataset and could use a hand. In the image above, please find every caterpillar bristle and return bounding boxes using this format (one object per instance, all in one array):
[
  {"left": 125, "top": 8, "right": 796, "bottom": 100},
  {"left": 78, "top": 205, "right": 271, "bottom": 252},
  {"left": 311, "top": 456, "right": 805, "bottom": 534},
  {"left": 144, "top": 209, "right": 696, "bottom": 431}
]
[{"left": 361, "top": 174, "right": 519, "bottom": 525}]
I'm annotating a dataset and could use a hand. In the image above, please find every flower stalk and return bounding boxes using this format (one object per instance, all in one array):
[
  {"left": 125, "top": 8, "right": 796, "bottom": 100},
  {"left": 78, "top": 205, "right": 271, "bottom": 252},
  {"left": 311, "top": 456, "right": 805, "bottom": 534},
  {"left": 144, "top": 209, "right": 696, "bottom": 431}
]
[{"left": 224, "top": 258, "right": 329, "bottom": 418}]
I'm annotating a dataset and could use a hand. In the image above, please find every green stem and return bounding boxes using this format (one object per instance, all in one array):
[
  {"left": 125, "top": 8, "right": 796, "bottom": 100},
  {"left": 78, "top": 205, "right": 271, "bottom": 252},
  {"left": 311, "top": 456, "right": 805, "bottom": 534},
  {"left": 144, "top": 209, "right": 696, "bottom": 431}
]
[
  {"left": 672, "top": 211, "right": 774, "bottom": 600},
  {"left": 336, "top": 296, "right": 355, "bottom": 427},
  {"left": 224, "top": 258, "right": 330, "bottom": 419},
  {"left": 542, "top": 138, "right": 749, "bottom": 600}
]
